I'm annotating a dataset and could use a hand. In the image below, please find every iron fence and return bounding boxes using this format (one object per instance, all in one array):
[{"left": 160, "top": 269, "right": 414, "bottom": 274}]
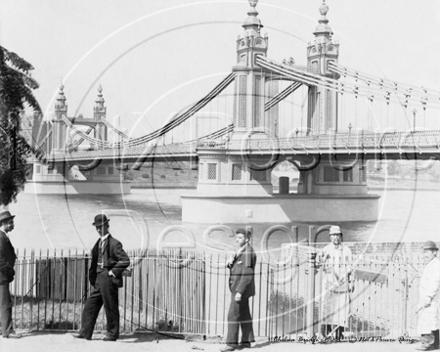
[
  {"left": 11, "top": 249, "right": 206, "bottom": 334},
  {"left": 9, "top": 243, "right": 427, "bottom": 339}
]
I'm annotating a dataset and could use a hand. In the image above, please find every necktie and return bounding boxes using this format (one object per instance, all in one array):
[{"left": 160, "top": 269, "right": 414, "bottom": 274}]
[{"left": 101, "top": 239, "right": 106, "bottom": 253}]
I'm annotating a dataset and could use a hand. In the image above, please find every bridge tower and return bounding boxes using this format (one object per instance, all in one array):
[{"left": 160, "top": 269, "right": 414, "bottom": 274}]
[
  {"left": 53, "top": 84, "right": 68, "bottom": 151},
  {"left": 26, "top": 84, "right": 128, "bottom": 195},
  {"left": 187, "top": 0, "right": 274, "bottom": 203},
  {"left": 231, "top": 0, "right": 269, "bottom": 140},
  {"left": 306, "top": 0, "right": 340, "bottom": 134},
  {"left": 182, "top": 0, "right": 379, "bottom": 223},
  {"left": 294, "top": 1, "right": 378, "bottom": 221},
  {"left": 182, "top": 0, "right": 277, "bottom": 222},
  {"left": 93, "top": 85, "right": 108, "bottom": 146}
]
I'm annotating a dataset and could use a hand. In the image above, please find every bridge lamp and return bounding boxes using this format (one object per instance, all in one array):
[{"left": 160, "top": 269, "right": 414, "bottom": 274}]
[
  {"left": 348, "top": 123, "right": 352, "bottom": 134},
  {"left": 249, "top": 0, "right": 258, "bottom": 7},
  {"left": 412, "top": 108, "right": 417, "bottom": 132}
]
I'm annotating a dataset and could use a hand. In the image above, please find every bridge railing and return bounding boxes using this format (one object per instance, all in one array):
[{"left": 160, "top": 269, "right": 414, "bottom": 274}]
[
  {"left": 38, "top": 130, "right": 440, "bottom": 161},
  {"left": 61, "top": 143, "right": 199, "bottom": 160},
  {"left": 196, "top": 130, "right": 440, "bottom": 152}
]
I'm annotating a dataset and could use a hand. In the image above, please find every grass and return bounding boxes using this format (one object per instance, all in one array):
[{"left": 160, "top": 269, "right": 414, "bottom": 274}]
[{"left": 12, "top": 295, "right": 191, "bottom": 334}]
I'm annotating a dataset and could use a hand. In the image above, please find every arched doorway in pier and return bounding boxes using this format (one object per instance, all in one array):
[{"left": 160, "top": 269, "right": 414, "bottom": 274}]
[{"left": 271, "top": 160, "right": 300, "bottom": 194}]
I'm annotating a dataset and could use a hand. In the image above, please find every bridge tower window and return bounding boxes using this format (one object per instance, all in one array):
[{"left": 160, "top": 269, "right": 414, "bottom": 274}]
[
  {"left": 250, "top": 168, "right": 267, "bottom": 182},
  {"left": 232, "top": 164, "right": 242, "bottom": 180},
  {"left": 36, "top": 165, "right": 41, "bottom": 174},
  {"left": 343, "top": 169, "right": 353, "bottom": 182},
  {"left": 207, "top": 163, "right": 217, "bottom": 180}
]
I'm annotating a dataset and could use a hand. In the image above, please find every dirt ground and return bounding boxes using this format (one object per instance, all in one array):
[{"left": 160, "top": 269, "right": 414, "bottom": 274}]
[{"left": 0, "top": 331, "right": 422, "bottom": 352}]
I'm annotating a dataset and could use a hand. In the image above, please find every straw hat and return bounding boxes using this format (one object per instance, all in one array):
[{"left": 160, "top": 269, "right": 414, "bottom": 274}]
[
  {"left": 328, "top": 225, "right": 342, "bottom": 235},
  {"left": 422, "top": 240, "right": 439, "bottom": 251}
]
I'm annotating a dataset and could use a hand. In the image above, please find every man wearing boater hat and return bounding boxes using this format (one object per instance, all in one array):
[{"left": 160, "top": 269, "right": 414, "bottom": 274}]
[
  {"left": 0, "top": 210, "right": 21, "bottom": 338},
  {"left": 416, "top": 240, "right": 440, "bottom": 351},
  {"left": 73, "top": 214, "right": 130, "bottom": 341},
  {"left": 316, "top": 225, "right": 353, "bottom": 341}
]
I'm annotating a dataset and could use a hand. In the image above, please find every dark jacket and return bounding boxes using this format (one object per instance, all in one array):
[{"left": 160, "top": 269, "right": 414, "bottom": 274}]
[
  {"left": 89, "top": 235, "right": 130, "bottom": 288},
  {"left": 228, "top": 243, "right": 257, "bottom": 298},
  {"left": 0, "top": 230, "right": 17, "bottom": 285}
]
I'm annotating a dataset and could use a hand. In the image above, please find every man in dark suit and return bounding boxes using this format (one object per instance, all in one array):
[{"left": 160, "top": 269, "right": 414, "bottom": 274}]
[
  {"left": 0, "top": 210, "right": 21, "bottom": 338},
  {"left": 73, "top": 214, "right": 130, "bottom": 341},
  {"left": 221, "top": 228, "right": 257, "bottom": 352}
]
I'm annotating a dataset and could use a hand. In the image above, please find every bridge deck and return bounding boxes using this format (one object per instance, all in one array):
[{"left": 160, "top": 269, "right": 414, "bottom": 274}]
[{"left": 35, "top": 131, "right": 440, "bottom": 162}]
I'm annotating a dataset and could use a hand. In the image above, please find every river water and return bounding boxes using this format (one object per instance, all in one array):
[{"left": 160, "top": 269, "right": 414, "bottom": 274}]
[{"left": 6, "top": 185, "right": 440, "bottom": 257}]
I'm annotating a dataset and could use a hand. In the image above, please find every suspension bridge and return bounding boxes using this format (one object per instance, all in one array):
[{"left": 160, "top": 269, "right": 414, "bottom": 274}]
[{"left": 25, "top": 0, "right": 440, "bottom": 223}]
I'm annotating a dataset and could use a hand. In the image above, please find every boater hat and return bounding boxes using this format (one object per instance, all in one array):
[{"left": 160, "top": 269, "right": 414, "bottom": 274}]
[
  {"left": 0, "top": 210, "right": 15, "bottom": 224},
  {"left": 422, "top": 240, "right": 439, "bottom": 251},
  {"left": 328, "top": 225, "right": 342, "bottom": 235},
  {"left": 92, "top": 214, "right": 109, "bottom": 227}
]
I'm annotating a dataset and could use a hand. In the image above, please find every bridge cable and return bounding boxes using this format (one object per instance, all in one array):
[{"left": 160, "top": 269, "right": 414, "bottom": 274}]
[
  {"left": 67, "top": 126, "right": 94, "bottom": 152},
  {"left": 36, "top": 127, "right": 53, "bottom": 150},
  {"left": 118, "top": 72, "right": 236, "bottom": 148},
  {"left": 55, "top": 73, "right": 235, "bottom": 150},
  {"left": 99, "top": 117, "right": 131, "bottom": 140},
  {"left": 256, "top": 57, "right": 440, "bottom": 110},
  {"left": 328, "top": 62, "right": 440, "bottom": 100},
  {"left": 61, "top": 115, "right": 109, "bottom": 148}
]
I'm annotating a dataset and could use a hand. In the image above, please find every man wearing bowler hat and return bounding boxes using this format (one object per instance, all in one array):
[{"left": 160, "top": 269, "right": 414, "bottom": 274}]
[
  {"left": 416, "top": 240, "right": 440, "bottom": 351},
  {"left": 221, "top": 228, "right": 257, "bottom": 352},
  {"left": 73, "top": 214, "right": 130, "bottom": 341},
  {"left": 0, "top": 210, "right": 21, "bottom": 338}
]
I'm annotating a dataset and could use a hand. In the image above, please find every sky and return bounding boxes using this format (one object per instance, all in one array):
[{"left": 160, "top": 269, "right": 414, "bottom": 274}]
[{"left": 1, "top": 0, "right": 439, "bottom": 138}]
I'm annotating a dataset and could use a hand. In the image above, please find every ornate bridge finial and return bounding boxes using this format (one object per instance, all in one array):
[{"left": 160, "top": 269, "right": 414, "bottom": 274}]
[
  {"left": 248, "top": 0, "right": 258, "bottom": 8},
  {"left": 319, "top": 0, "right": 329, "bottom": 24},
  {"left": 243, "top": 0, "right": 263, "bottom": 33},
  {"left": 55, "top": 83, "right": 67, "bottom": 110},
  {"left": 94, "top": 85, "right": 106, "bottom": 113}
]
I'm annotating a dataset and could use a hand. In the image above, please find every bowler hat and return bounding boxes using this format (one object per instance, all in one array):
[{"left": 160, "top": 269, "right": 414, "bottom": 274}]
[
  {"left": 422, "top": 240, "right": 439, "bottom": 251},
  {"left": 92, "top": 214, "right": 109, "bottom": 227},
  {"left": 329, "top": 225, "right": 342, "bottom": 235},
  {"left": 0, "top": 210, "right": 15, "bottom": 224}
]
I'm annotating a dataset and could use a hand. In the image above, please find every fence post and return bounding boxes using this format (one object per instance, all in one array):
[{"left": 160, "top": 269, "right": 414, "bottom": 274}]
[
  {"left": 403, "top": 257, "right": 409, "bottom": 336},
  {"left": 83, "top": 255, "right": 89, "bottom": 301},
  {"left": 306, "top": 226, "right": 317, "bottom": 338}
]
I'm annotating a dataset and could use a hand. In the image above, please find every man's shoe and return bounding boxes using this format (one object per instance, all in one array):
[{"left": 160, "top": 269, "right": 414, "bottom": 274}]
[
  {"left": 3, "top": 332, "right": 22, "bottom": 339},
  {"left": 220, "top": 346, "right": 237, "bottom": 352},
  {"left": 103, "top": 337, "right": 117, "bottom": 341},
  {"left": 238, "top": 342, "right": 251, "bottom": 349},
  {"left": 416, "top": 346, "right": 438, "bottom": 351},
  {"left": 72, "top": 333, "right": 91, "bottom": 340}
]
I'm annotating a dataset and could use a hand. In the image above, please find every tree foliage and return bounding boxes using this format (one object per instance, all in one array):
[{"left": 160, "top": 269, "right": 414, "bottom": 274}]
[{"left": 0, "top": 45, "right": 41, "bottom": 206}]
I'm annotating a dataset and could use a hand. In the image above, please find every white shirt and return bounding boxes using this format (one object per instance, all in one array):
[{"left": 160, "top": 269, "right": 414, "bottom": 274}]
[
  {"left": 100, "top": 233, "right": 110, "bottom": 250},
  {"left": 98, "top": 233, "right": 114, "bottom": 277}
]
